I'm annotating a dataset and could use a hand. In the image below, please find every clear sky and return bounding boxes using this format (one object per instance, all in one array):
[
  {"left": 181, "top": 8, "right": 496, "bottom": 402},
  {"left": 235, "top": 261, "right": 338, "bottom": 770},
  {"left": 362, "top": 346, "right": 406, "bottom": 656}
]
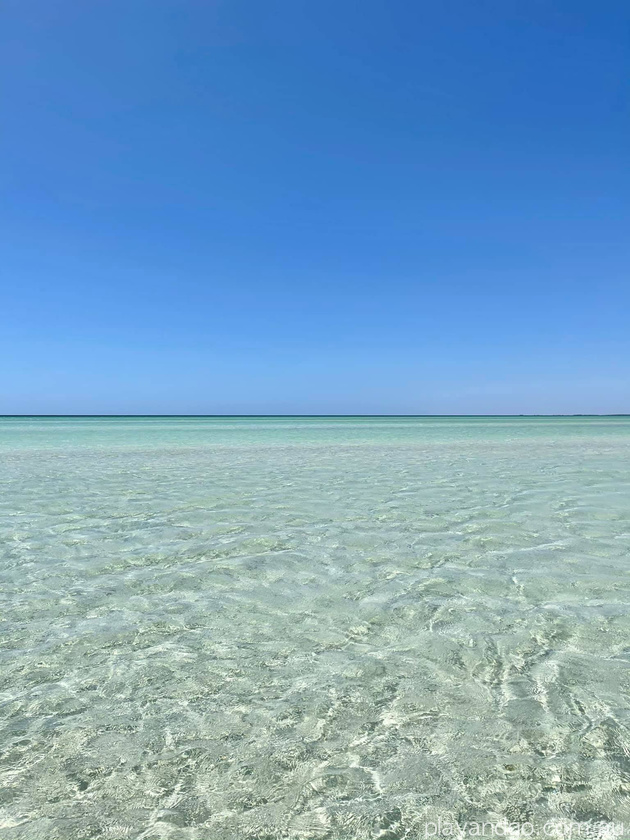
[{"left": 2, "top": 0, "right": 629, "bottom": 414}]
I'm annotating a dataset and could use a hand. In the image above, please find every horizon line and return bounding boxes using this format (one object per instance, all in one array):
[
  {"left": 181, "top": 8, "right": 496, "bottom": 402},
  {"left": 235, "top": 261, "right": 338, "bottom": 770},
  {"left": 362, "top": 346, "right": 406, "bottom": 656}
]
[{"left": 1, "top": 414, "right": 629, "bottom": 419}]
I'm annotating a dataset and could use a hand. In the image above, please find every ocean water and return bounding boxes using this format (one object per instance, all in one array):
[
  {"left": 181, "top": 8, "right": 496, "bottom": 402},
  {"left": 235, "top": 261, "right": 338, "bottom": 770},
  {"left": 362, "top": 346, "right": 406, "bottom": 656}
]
[{"left": 1, "top": 416, "right": 630, "bottom": 840}]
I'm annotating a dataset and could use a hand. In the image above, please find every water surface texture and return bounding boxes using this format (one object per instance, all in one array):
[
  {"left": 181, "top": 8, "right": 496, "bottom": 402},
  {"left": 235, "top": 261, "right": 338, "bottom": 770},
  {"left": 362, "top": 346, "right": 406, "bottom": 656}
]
[{"left": 1, "top": 416, "right": 630, "bottom": 839}]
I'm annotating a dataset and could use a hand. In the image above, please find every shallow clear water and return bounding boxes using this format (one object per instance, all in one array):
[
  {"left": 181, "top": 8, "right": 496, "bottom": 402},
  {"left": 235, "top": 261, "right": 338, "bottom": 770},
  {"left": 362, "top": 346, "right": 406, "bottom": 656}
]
[{"left": 1, "top": 416, "right": 630, "bottom": 839}]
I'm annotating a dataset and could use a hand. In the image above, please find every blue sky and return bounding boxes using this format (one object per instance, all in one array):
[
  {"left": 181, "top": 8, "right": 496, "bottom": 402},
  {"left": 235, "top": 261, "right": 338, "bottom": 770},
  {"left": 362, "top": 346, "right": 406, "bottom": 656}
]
[{"left": 2, "top": 0, "right": 629, "bottom": 414}]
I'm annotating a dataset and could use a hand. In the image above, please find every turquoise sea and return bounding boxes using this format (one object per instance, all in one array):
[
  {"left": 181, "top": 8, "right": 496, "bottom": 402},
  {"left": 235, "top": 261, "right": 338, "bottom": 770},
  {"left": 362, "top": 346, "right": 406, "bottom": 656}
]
[{"left": 1, "top": 416, "right": 630, "bottom": 840}]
